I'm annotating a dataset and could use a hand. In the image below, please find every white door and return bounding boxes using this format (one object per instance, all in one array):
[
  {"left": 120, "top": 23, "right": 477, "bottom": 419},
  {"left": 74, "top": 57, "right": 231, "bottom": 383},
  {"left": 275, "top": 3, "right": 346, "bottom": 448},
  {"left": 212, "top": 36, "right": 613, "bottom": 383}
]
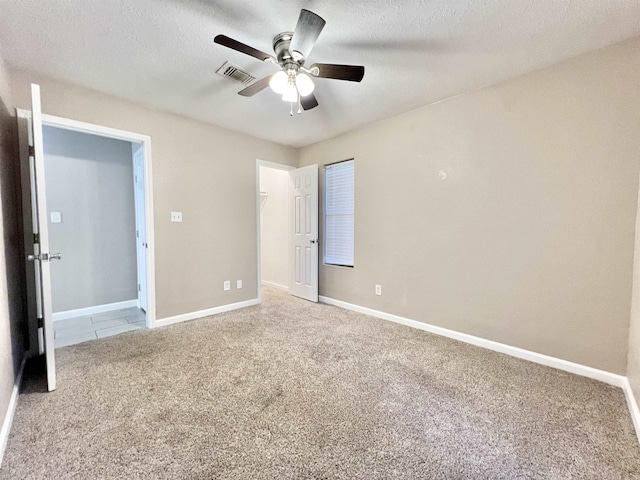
[
  {"left": 27, "top": 84, "right": 57, "bottom": 391},
  {"left": 289, "top": 164, "right": 319, "bottom": 302},
  {"left": 132, "top": 145, "right": 147, "bottom": 312}
]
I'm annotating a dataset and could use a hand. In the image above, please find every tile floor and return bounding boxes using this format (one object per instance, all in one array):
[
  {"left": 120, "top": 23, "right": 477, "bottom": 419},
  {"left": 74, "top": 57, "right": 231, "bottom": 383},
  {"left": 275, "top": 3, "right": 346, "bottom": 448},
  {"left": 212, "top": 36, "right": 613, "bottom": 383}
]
[{"left": 54, "top": 306, "right": 146, "bottom": 348}]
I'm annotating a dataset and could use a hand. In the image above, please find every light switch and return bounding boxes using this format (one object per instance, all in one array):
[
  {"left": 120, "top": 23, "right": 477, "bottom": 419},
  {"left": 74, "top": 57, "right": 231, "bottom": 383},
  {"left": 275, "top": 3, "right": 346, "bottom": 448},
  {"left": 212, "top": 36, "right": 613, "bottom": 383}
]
[
  {"left": 50, "top": 212, "right": 62, "bottom": 223},
  {"left": 170, "top": 211, "right": 182, "bottom": 222}
]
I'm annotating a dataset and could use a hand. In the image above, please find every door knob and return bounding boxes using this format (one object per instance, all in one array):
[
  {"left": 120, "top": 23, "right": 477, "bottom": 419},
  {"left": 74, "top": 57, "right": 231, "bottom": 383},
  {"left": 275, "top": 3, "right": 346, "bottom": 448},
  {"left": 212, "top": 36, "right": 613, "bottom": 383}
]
[
  {"left": 309, "top": 239, "right": 318, "bottom": 245},
  {"left": 50, "top": 253, "right": 62, "bottom": 260},
  {"left": 27, "top": 254, "right": 40, "bottom": 262}
]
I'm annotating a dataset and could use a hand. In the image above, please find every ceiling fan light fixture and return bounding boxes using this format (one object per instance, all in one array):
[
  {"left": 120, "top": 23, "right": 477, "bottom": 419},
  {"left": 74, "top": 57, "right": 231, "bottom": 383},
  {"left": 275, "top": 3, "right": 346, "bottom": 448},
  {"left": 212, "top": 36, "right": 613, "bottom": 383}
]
[
  {"left": 282, "top": 82, "right": 298, "bottom": 102},
  {"left": 269, "top": 70, "right": 288, "bottom": 94},
  {"left": 296, "top": 72, "right": 315, "bottom": 96}
]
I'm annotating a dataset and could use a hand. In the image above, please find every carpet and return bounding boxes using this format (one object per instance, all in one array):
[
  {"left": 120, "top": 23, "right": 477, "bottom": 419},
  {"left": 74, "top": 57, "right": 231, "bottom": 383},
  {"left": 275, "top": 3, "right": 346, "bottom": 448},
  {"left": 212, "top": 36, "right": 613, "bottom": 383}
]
[{"left": 2, "top": 287, "right": 639, "bottom": 479}]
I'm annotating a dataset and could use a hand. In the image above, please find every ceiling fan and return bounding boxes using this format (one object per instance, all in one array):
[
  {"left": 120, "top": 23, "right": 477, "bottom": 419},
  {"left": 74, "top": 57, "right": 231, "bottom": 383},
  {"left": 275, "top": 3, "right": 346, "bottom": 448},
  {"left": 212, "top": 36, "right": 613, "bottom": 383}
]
[{"left": 214, "top": 9, "right": 365, "bottom": 115}]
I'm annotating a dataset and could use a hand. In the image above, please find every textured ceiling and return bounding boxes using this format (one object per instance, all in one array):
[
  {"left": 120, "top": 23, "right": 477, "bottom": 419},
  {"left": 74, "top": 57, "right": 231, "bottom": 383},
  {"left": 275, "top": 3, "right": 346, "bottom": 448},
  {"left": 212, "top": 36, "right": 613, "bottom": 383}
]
[{"left": 1, "top": 0, "right": 639, "bottom": 147}]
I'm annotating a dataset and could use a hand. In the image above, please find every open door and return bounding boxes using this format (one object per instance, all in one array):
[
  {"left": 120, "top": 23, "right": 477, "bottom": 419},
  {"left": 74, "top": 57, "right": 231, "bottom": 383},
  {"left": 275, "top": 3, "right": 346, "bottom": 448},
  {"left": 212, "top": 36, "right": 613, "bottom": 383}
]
[
  {"left": 27, "top": 84, "right": 58, "bottom": 391},
  {"left": 289, "top": 164, "right": 318, "bottom": 302},
  {"left": 132, "top": 144, "right": 148, "bottom": 312}
]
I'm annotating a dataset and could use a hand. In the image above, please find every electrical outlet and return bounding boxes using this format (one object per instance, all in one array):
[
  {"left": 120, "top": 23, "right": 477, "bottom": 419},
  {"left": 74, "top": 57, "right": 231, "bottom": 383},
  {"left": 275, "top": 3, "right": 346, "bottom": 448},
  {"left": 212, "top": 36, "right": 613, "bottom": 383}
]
[
  {"left": 170, "top": 211, "right": 182, "bottom": 222},
  {"left": 375, "top": 284, "right": 382, "bottom": 296},
  {"left": 223, "top": 280, "right": 230, "bottom": 291},
  {"left": 237, "top": 280, "right": 243, "bottom": 289}
]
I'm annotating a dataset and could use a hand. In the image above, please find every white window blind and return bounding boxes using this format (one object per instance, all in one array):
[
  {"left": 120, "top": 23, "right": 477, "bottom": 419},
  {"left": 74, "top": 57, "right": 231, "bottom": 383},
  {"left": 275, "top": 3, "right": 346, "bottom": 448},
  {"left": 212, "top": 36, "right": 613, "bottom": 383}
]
[{"left": 325, "top": 160, "right": 354, "bottom": 267}]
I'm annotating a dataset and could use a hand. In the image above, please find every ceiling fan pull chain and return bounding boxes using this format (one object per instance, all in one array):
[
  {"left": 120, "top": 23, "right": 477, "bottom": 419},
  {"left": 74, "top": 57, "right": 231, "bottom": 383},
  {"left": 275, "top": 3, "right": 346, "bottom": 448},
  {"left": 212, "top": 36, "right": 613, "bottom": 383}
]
[
  {"left": 298, "top": 91, "right": 302, "bottom": 114},
  {"left": 290, "top": 101, "right": 293, "bottom": 116}
]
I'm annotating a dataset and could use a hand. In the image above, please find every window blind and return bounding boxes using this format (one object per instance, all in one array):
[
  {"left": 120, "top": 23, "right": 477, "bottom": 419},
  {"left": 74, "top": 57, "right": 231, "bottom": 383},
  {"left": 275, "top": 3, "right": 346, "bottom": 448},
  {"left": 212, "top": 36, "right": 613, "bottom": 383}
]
[{"left": 325, "top": 160, "right": 354, "bottom": 267}]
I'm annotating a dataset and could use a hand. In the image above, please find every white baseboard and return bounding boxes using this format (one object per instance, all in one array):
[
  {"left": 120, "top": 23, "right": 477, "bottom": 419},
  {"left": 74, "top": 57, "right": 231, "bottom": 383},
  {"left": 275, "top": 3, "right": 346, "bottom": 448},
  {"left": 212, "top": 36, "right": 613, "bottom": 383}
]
[
  {"left": 319, "top": 295, "right": 626, "bottom": 388},
  {"left": 261, "top": 280, "right": 288, "bottom": 292},
  {"left": 0, "top": 355, "right": 26, "bottom": 467},
  {"left": 622, "top": 379, "right": 640, "bottom": 442},
  {"left": 53, "top": 299, "right": 138, "bottom": 321},
  {"left": 155, "top": 298, "right": 260, "bottom": 328}
]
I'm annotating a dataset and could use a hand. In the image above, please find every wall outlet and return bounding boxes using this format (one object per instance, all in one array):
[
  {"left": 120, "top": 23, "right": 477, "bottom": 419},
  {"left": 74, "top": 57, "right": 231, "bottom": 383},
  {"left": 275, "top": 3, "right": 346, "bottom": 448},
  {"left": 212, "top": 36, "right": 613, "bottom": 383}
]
[
  {"left": 50, "top": 212, "right": 62, "bottom": 223},
  {"left": 171, "top": 211, "right": 182, "bottom": 222},
  {"left": 375, "top": 284, "right": 382, "bottom": 296},
  {"left": 223, "top": 280, "right": 230, "bottom": 291},
  {"left": 237, "top": 280, "right": 243, "bottom": 289}
]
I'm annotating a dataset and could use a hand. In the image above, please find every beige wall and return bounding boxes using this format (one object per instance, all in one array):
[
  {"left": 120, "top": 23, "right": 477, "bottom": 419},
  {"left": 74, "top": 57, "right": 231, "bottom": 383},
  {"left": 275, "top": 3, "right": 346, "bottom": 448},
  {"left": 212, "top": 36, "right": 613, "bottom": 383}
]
[
  {"left": 260, "top": 166, "right": 289, "bottom": 288},
  {"left": 299, "top": 37, "right": 640, "bottom": 375},
  {"left": 0, "top": 47, "right": 25, "bottom": 445},
  {"left": 8, "top": 68, "right": 297, "bottom": 320},
  {"left": 43, "top": 126, "right": 137, "bottom": 312}
]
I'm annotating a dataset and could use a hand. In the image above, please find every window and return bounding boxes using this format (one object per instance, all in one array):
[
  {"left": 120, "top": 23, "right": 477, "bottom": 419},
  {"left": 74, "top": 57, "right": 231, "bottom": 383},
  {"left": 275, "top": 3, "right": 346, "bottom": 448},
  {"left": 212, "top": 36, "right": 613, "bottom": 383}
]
[{"left": 325, "top": 160, "right": 354, "bottom": 267}]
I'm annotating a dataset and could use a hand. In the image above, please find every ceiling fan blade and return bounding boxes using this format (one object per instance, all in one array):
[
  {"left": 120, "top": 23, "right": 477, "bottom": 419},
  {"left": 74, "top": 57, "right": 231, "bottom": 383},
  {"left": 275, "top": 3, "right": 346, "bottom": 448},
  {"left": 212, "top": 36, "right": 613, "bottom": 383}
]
[
  {"left": 301, "top": 93, "right": 319, "bottom": 110},
  {"left": 214, "top": 34, "right": 275, "bottom": 62},
  {"left": 310, "top": 63, "right": 365, "bottom": 82},
  {"left": 238, "top": 75, "right": 273, "bottom": 97},
  {"left": 289, "top": 9, "right": 326, "bottom": 61}
]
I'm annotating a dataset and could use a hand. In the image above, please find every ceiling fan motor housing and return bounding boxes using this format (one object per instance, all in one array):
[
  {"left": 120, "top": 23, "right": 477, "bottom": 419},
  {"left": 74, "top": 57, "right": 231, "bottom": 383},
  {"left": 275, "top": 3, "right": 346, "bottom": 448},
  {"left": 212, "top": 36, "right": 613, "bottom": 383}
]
[{"left": 273, "top": 32, "right": 297, "bottom": 65}]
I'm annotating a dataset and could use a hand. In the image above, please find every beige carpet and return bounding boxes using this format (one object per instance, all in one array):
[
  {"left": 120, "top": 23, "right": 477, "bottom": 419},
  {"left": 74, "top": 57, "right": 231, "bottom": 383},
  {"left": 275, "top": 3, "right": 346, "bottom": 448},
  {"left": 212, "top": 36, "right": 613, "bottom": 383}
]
[{"left": 2, "top": 287, "right": 639, "bottom": 479}]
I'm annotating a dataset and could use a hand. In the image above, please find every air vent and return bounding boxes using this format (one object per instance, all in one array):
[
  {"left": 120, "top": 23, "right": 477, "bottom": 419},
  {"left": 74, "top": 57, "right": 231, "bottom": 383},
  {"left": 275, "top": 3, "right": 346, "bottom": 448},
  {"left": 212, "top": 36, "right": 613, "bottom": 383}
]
[{"left": 215, "top": 61, "right": 257, "bottom": 85}]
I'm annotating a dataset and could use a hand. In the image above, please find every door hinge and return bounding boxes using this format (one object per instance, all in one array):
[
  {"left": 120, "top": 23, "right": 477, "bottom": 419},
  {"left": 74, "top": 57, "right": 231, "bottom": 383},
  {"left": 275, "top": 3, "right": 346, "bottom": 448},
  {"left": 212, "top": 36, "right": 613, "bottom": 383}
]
[
  {"left": 33, "top": 233, "right": 39, "bottom": 244},
  {"left": 136, "top": 230, "right": 139, "bottom": 239},
  {"left": 28, "top": 145, "right": 35, "bottom": 157},
  {"left": 37, "top": 317, "right": 44, "bottom": 328},
  {"left": 138, "top": 283, "right": 141, "bottom": 292}
]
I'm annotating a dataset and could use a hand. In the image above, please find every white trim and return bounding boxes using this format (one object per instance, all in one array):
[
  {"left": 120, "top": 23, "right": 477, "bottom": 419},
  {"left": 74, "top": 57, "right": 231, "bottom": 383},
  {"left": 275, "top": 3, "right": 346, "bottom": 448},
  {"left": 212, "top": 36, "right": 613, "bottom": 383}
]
[
  {"left": 52, "top": 299, "right": 138, "bottom": 321},
  {"left": 319, "top": 295, "right": 626, "bottom": 387},
  {"left": 256, "top": 159, "right": 295, "bottom": 304},
  {"left": 256, "top": 159, "right": 296, "bottom": 171},
  {"left": 17, "top": 109, "right": 150, "bottom": 143},
  {"left": 155, "top": 298, "right": 260, "bottom": 328},
  {"left": 261, "top": 280, "right": 288, "bottom": 292},
  {"left": 0, "top": 356, "right": 26, "bottom": 466},
  {"left": 16, "top": 109, "right": 157, "bottom": 330},
  {"left": 622, "top": 379, "right": 640, "bottom": 443}
]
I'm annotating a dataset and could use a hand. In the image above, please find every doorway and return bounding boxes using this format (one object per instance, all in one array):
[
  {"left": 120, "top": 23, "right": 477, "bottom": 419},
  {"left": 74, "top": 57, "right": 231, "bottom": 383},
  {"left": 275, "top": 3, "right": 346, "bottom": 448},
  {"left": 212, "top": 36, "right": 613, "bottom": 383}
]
[
  {"left": 42, "top": 126, "right": 144, "bottom": 347},
  {"left": 17, "top": 109, "right": 156, "bottom": 356},
  {"left": 256, "top": 160, "right": 294, "bottom": 302}
]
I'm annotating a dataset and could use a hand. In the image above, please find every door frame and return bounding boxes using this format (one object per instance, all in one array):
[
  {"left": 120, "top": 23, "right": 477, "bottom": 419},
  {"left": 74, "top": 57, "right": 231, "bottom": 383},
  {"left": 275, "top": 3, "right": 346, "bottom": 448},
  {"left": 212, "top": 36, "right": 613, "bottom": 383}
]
[
  {"left": 132, "top": 144, "right": 148, "bottom": 312},
  {"left": 256, "top": 159, "right": 295, "bottom": 303},
  {"left": 16, "top": 109, "right": 157, "bottom": 329}
]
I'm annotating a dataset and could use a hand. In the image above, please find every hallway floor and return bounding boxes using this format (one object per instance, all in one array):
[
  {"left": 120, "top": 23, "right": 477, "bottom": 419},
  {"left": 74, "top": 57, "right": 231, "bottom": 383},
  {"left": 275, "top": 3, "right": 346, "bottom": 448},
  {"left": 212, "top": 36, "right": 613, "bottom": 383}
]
[{"left": 54, "top": 306, "right": 146, "bottom": 348}]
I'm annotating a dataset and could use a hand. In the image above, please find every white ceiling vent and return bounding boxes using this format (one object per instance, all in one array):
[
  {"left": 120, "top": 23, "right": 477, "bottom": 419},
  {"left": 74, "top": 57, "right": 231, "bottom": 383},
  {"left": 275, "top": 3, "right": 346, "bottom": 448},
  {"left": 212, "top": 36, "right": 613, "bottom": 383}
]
[{"left": 215, "top": 61, "right": 256, "bottom": 85}]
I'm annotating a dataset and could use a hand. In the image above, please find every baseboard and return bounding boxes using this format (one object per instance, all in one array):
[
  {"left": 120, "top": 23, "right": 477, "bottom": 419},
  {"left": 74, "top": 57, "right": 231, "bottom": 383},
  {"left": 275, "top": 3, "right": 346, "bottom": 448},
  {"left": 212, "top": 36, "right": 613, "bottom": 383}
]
[
  {"left": 261, "top": 280, "right": 288, "bottom": 292},
  {"left": 0, "top": 355, "right": 26, "bottom": 467},
  {"left": 155, "top": 298, "right": 260, "bottom": 328},
  {"left": 622, "top": 379, "right": 640, "bottom": 443},
  {"left": 319, "top": 295, "right": 625, "bottom": 388},
  {"left": 53, "top": 299, "right": 138, "bottom": 321}
]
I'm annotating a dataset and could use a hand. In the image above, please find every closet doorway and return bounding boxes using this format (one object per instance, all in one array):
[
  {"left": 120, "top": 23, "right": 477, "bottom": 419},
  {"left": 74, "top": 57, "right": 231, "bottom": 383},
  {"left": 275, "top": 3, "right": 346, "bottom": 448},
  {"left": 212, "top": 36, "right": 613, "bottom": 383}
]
[{"left": 256, "top": 160, "right": 294, "bottom": 301}]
